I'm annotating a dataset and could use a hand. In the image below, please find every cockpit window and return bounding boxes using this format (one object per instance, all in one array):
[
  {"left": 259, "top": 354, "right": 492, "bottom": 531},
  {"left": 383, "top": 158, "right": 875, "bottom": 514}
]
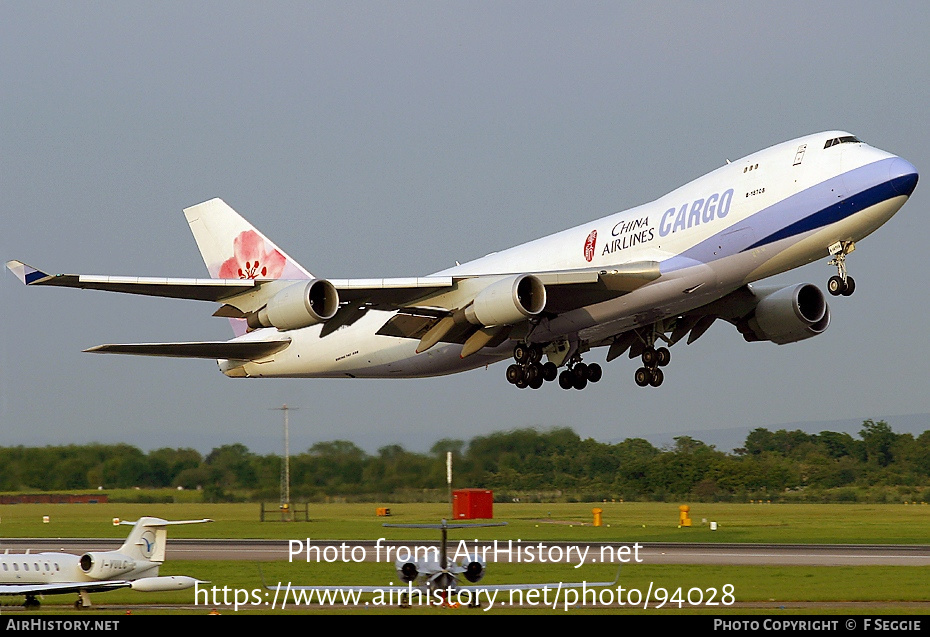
[{"left": 824, "top": 136, "right": 862, "bottom": 149}]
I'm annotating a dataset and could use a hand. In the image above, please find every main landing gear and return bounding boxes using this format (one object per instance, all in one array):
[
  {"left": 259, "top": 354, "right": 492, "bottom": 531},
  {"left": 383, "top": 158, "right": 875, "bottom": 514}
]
[
  {"left": 827, "top": 241, "right": 856, "bottom": 297},
  {"left": 557, "top": 359, "right": 602, "bottom": 391},
  {"left": 505, "top": 344, "right": 601, "bottom": 390},
  {"left": 634, "top": 345, "right": 670, "bottom": 388}
]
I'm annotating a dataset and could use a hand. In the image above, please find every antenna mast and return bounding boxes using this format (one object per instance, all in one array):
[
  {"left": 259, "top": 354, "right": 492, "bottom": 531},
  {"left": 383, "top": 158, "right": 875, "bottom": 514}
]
[{"left": 271, "top": 404, "right": 298, "bottom": 520}]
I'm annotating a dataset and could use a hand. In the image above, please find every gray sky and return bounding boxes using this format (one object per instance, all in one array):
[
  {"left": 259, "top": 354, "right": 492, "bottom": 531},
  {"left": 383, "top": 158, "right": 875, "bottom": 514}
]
[{"left": 2, "top": 2, "right": 928, "bottom": 455}]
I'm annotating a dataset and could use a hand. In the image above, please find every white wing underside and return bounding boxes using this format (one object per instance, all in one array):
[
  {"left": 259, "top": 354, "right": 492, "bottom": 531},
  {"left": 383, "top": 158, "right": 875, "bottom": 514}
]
[{"left": 0, "top": 581, "right": 130, "bottom": 595}]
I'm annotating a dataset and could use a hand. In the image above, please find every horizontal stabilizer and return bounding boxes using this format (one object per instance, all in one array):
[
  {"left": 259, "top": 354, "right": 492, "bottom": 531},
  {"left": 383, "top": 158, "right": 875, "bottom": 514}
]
[{"left": 84, "top": 340, "right": 290, "bottom": 359}]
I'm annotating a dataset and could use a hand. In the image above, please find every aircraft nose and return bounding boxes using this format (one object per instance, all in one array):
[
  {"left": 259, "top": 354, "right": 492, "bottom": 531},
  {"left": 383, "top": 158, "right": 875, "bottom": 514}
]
[{"left": 888, "top": 157, "right": 918, "bottom": 197}]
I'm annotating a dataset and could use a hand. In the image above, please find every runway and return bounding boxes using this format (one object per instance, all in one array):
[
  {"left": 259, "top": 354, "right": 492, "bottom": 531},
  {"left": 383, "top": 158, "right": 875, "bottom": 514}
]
[{"left": 2, "top": 539, "right": 929, "bottom": 566}]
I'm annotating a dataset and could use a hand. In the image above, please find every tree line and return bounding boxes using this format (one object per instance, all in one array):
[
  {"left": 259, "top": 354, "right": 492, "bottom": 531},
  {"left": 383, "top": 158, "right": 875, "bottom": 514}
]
[{"left": 2, "top": 420, "right": 930, "bottom": 503}]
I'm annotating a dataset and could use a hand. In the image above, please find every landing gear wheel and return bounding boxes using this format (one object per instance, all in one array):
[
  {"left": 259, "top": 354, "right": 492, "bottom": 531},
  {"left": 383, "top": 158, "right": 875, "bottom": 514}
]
[
  {"left": 648, "top": 367, "right": 664, "bottom": 387},
  {"left": 558, "top": 370, "right": 574, "bottom": 390},
  {"left": 527, "top": 346, "right": 542, "bottom": 363},
  {"left": 525, "top": 363, "right": 541, "bottom": 386},
  {"left": 505, "top": 364, "right": 524, "bottom": 385},
  {"left": 515, "top": 377, "right": 529, "bottom": 389},
  {"left": 656, "top": 347, "right": 671, "bottom": 367},
  {"left": 841, "top": 276, "right": 856, "bottom": 296},
  {"left": 542, "top": 362, "right": 558, "bottom": 382},
  {"left": 573, "top": 373, "right": 588, "bottom": 390},
  {"left": 635, "top": 367, "right": 651, "bottom": 387},
  {"left": 586, "top": 363, "right": 602, "bottom": 383},
  {"left": 513, "top": 344, "right": 530, "bottom": 364},
  {"left": 641, "top": 346, "right": 657, "bottom": 367},
  {"left": 528, "top": 372, "right": 544, "bottom": 390},
  {"left": 573, "top": 363, "right": 588, "bottom": 381},
  {"left": 828, "top": 275, "right": 845, "bottom": 296}
]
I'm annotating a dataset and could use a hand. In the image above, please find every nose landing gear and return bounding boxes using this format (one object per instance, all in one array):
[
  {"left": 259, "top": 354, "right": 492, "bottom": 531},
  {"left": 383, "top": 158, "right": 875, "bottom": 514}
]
[{"left": 827, "top": 241, "right": 856, "bottom": 297}]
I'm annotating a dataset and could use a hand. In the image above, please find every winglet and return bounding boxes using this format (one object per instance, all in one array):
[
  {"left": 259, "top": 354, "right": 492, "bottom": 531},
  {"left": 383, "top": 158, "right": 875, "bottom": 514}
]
[{"left": 6, "top": 260, "right": 52, "bottom": 285}]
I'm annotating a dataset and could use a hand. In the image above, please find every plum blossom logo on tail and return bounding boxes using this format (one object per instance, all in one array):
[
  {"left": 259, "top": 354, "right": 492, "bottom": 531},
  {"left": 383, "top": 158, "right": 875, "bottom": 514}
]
[
  {"left": 583, "top": 229, "right": 597, "bottom": 262},
  {"left": 219, "top": 230, "right": 286, "bottom": 279}
]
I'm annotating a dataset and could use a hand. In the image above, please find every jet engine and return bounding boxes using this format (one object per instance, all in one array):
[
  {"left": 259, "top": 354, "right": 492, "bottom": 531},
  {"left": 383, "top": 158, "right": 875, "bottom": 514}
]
[
  {"left": 464, "top": 274, "right": 546, "bottom": 327},
  {"left": 459, "top": 554, "right": 486, "bottom": 583},
  {"left": 738, "top": 283, "right": 830, "bottom": 344},
  {"left": 395, "top": 559, "right": 419, "bottom": 583},
  {"left": 78, "top": 552, "right": 136, "bottom": 579},
  {"left": 248, "top": 279, "right": 340, "bottom": 331}
]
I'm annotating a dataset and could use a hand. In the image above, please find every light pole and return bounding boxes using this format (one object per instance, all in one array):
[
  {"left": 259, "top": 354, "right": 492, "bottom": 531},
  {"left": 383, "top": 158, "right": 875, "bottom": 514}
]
[{"left": 271, "top": 404, "right": 297, "bottom": 520}]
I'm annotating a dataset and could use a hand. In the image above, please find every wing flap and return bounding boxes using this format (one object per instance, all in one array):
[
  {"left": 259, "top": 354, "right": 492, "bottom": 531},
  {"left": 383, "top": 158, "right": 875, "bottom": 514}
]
[
  {"left": 84, "top": 340, "right": 290, "bottom": 359},
  {"left": 377, "top": 313, "right": 477, "bottom": 344}
]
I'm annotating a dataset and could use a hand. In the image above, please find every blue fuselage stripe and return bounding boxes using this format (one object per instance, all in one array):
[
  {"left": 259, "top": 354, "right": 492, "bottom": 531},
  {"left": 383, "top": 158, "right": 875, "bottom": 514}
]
[
  {"left": 744, "top": 172, "right": 917, "bottom": 251},
  {"left": 661, "top": 158, "right": 915, "bottom": 274}
]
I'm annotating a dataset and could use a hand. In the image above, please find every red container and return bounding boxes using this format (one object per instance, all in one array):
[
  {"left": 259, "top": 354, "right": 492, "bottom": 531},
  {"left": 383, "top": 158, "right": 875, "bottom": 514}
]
[{"left": 452, "top": 488, "right": 493, "bottom": 519}]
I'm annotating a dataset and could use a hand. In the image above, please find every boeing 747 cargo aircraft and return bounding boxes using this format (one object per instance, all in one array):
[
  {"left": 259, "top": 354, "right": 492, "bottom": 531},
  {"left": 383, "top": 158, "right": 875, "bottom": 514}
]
[{"left": 7, "top": 131, "right": 918, "bottom": 389}]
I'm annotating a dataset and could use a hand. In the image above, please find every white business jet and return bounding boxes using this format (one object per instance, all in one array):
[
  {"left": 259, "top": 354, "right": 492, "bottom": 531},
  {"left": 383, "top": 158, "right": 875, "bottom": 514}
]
[
  {"left": 7, "top": 131, "right": 918, "bottom": 389},
  {"left": 0, "top": 517, "right": 210, "bottom": 608}
]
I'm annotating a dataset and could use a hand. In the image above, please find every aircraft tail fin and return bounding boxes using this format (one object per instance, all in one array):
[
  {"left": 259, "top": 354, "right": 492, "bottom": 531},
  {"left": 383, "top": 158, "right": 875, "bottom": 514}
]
[
  {"left": 183, "top": 198, "right": 312, "bottom": 336},
  {"left": 118, "top": 517, "right": 212, "bottom": 563},
  {"left": 183, "top": 198, "right": 312, "bottom": 280}
]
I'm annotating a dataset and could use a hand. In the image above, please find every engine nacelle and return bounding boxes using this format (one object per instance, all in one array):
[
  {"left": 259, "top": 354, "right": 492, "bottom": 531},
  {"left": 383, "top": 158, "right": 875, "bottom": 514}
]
[
  {"left": 395, "top": 559, "right": 419, "bottom": 583},
  {"left": 79, "top": 552, "right": 136, "bottom": 579},
  {"left": 464, "top": 274, "right": 546, "bottom": 327},
  {"left": 740, "top": 283, "right": 830, "bottom": 344},
  {"left": 249, "top": 279, "right": 340, "bottom": 331},
  {"left": 459, "top": 554, "right": 486, "bottom": 583},
  {"left": 130, "top": 575, "right": 200, "bottom": 592}
]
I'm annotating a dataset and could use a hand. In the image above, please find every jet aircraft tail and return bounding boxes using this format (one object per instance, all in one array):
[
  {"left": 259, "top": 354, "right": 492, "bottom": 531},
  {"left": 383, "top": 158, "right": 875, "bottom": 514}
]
[
  {"left": 183, "top": 198, "right": 312, "bottom": 335},
  {"left": 117, "top": 517, "right": 212, "bottom": 563},
  {"left": 183, "top": 198, "right": 312, "bottom": 280}
]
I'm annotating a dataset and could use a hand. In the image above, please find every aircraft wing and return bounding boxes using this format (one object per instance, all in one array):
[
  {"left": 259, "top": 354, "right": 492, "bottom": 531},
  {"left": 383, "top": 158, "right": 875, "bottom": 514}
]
[
  {"left": 5, "top": 261, "right": 260, "bottom": 302},
  {"left": 466, "top": 574, "right": 621, "bottom": 592},
  {"left": 0, "top": 581, "right": 130, "bottom": 595},
  {"left": 273, "top": 565, "right": 621, "bottom": 593},
  {"left": 6, "top": 260, "right": 457, "bottom": 313},
  {"left": 6, "top": 260, "right": 658, "bottom": 311},
  {"left": 7, "top": 259, "right": 660, "bottom": 352},
  {"left": 84, "top": 340, "right": 290, "bottom": 359}
]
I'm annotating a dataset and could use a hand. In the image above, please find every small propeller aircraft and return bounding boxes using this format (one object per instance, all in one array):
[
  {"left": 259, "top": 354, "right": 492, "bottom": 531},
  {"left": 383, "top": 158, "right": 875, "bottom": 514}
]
[
  {"left": 273, "top": 520, "right": 620, "bottom": 608},
  {"left": 0, "top": 517, "right": 211, "bottom": 608}
]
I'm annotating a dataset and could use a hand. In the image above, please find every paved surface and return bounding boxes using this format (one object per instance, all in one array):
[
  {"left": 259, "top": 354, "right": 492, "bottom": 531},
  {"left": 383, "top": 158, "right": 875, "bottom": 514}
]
[{"left": 3, "top": 539, "right": 930, "bottom": 566}]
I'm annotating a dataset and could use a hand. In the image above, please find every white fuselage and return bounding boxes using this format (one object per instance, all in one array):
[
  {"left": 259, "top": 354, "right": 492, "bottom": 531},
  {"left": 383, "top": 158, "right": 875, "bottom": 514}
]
[
  {"left": 0, "top": 551, "right": 153, "bottom": 585},
  {"left": 222, "top": 132, "right": 917, "bottom": 378}
]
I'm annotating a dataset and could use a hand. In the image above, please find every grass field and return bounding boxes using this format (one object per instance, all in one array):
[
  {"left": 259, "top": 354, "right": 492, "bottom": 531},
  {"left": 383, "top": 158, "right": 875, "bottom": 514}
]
[
  {"left": 1, "top": 501, "right": 929, "bottom": 614},
  {"left": 2, "top": 500, "right": 930, "bottom": 543}
]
